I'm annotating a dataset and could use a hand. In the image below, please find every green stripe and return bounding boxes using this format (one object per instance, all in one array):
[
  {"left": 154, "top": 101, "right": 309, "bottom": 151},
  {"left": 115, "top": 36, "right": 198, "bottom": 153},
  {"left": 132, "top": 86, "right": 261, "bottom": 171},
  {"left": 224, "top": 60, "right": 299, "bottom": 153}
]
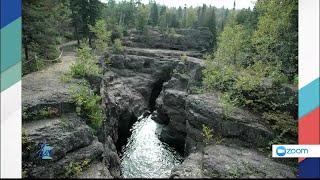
[
  {"left": 0, "top": 17, "right": 22, "bottom": 73},
  {"left": 1, "top": 61, "right": 21, "bottom": 92}
]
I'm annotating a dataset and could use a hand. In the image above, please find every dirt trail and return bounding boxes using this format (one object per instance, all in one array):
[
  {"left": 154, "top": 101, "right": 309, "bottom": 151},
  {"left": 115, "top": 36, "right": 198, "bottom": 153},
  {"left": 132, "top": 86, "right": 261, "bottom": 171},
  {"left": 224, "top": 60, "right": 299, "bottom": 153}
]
[{"left": 22, "top": 48, "right": 77, "bottom": 108}]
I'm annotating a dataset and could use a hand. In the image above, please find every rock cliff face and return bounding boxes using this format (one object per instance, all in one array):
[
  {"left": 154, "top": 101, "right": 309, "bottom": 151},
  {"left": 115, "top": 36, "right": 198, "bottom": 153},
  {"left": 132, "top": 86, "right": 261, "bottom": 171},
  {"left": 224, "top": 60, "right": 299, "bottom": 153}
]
[
  {"left": 171, "top": 145, "right": 295, "bottom": 178},
  {"left": 22, "top": 28, "right": 297, "bottom": 178},
  {"left": 103, "top": 28, "right": 297, "bottom": 178},
  {"left": 101, "top": 48, "right": 181, "bottom": 150},
  {"left": 22, "top": 52, "right": 117, "bottom": 178}
]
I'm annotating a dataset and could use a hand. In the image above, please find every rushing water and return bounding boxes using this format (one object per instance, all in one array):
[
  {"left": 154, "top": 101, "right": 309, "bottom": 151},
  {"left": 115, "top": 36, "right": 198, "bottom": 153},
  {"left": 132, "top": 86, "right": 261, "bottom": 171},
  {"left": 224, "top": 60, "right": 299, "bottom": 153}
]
[{"left": 120, "top": 114, "right": 183, "bottom": 178}]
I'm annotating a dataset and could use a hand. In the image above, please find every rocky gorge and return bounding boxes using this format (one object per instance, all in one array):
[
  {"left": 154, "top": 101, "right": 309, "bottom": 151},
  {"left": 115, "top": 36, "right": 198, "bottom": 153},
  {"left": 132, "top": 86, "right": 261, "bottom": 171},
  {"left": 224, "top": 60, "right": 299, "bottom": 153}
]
[{"left": 22, "top": 27, "right": 297, "bottom": 178}]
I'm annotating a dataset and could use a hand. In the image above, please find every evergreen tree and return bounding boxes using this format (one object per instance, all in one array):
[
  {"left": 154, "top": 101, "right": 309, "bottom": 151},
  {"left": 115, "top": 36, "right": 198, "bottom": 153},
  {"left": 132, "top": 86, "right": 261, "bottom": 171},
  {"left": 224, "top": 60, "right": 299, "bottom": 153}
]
[
  {"left": 136, "top": 5, "right": 149, "bottom": 34},
  {"left": 200, "top": 4, "right": 207, "bottom": 26},
  {"left": 22, "top": 0, "right": 70, "bottom": 74},
  {"left": 160, "top": 6, "right": 166, "bottom": 16},
  {"left": 183, "top": 4, "right": 187, "bottom": 28},
  {"left": 214, "top": 13, "right": 251, "bottom": 65},
  {"left": 207, "top": 8, "right": 217, "bottom": 50},
  {"left": 252, "top": 0, "right": 298, "bottom": 79},
  {"left": 150, "top": 3, "right": 159, "bottom": 26},
  {"left": 69, "top": 0, "right": 102, "bottom": 45}
]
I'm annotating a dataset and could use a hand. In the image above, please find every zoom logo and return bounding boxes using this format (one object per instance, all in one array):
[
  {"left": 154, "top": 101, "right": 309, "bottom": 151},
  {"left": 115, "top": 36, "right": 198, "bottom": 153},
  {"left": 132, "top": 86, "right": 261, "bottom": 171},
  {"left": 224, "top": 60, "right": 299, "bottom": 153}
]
[
  {"left": 273, "top": 145, "right": 320, "bottom": 158},
  {"left": 276, "top": 146, "right": 286, "bottom": 156},
  {"left": 275, "top": 146, "right": 309, "bottom": 157}
]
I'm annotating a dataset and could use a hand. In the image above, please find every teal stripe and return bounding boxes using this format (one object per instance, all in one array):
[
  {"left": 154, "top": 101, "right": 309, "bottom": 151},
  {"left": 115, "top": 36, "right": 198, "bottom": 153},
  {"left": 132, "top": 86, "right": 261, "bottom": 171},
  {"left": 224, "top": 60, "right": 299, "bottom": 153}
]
[
  {"left": 299, "top": 77, "right": 320, "bottom": 119},
  {"left": 0, "top": 61, "right": 21, "bottom": 92},
  {"left": 0, "top": 17, "right": 21, "bottom": 73}
]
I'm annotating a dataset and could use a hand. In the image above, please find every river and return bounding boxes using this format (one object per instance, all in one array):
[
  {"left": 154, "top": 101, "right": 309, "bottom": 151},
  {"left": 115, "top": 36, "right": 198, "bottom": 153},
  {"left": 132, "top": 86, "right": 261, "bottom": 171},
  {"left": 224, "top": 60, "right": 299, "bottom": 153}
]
[{"left": 119, "top": 114, "right": 183, "bottom": 178}]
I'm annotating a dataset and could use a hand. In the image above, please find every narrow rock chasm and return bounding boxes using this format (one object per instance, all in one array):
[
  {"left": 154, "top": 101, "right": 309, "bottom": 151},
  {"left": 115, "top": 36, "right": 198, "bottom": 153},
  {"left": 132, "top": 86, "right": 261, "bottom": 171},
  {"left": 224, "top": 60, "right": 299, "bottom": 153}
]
[
  {"left": 116, "top": 111, "right": 138, "bottom": 152},
  {"left": 148, "top": 79, "right": 165, "bottom": 111}
]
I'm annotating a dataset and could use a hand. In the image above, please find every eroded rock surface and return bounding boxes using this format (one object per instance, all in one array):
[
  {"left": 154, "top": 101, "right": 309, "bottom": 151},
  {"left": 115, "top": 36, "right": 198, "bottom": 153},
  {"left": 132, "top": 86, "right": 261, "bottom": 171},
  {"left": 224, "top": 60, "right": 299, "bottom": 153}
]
[
  {"left": 22, "top": 51, "right": 119, "bottom": 178},
  {"left": 123, "top": 27, "right": 213, "bottom": 52},
  {"left": 172, "top": 145, "right": 296, "bottom": 178}
]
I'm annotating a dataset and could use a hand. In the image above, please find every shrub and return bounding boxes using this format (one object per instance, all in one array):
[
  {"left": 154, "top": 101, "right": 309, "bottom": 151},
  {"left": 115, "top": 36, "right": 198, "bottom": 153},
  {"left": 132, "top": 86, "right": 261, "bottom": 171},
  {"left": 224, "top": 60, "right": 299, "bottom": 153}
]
[
  {"left": 64, "top": 160, "right": 91, "bottom": 177},
  {"left": 70, "top": 82, "right": 103, "bottom": 129},
  {"left": 202, "top": 124, "right": 213, "bottom": 144},
  {"left": 219, "top": 92, "right": 238, "bottom": 118},
  {"left": 70, "top": 43, "right": 102, "bottom": 78},
  {"left": 111, "top": 25, "right": 124, "bottom": 42},
  {"left": 60, "top": 73, "right": 72, "bottom": 83},
  {"left": 22, "top": 128, "right": 28, "bottom": 145},
  {"left": 38, "top": 107, "right": 60, "bottom": 119},
  {"left": 22, "top": 107, "right": 30, "bottom": 121},
  {"left": 89, "top": 20, "right": 111, "bottom": 55},
  {"left": 113, "top": 38, "right": 125, "bottom": 54},
  {"left": 180, "top": 53, "right": 188, "bottom": 64},
  {"left": 64, "top": 162, "right": 82, "bottom": 177},
  {"left": 202, "top": 60, "right": 237, "bottom": 91},
  {"left": 202, "top": 124, "right": 224, "bottom": 145},
  {"left": 262, "top": 111, "right": 297, "bottom": 136}
]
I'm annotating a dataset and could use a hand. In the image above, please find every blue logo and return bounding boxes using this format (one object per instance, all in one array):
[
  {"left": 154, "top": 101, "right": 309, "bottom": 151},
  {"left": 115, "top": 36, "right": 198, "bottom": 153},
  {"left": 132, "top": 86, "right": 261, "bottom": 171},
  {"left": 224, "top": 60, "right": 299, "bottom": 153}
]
[
  {"left": 36, "top": 143, "right": 54, "bottom": 160},
  {"left": 276, "top": 146, "right": 286, "bottom": 156}
]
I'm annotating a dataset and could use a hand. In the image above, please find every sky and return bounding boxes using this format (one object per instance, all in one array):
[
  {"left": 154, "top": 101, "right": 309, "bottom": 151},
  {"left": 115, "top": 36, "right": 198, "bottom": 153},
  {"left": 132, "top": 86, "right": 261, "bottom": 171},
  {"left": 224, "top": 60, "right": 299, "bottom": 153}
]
[{"left": 101, "top": 0, "right": 257, "bottom": 9}]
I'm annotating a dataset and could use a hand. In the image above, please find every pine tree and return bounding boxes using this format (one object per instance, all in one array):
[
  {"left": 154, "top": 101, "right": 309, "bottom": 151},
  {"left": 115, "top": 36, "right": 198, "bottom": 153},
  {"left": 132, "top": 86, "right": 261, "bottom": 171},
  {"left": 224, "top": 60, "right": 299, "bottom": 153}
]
[
  {"left": 150, "top": 3, "right": 159, "bottom": 26},
  {"left": 69, "top": 0, "right": 102, "bottom": 45},
  {"left": 208, "top": 8, "right": 217, "bottom": 50}
]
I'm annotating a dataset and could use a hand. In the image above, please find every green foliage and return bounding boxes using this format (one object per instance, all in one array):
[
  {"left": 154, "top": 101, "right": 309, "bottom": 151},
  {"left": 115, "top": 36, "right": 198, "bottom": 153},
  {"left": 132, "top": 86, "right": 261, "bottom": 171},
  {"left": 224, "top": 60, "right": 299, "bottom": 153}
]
[
  {"left": 202, "top": 124, "right": 224, "bottom": 146},
  {"left": 219, "top": 92, "right": 237, "bottom": 118},
  {"left": 70, "top": 43, "right": 102, "bottom": 78},
  {"left": 22, "top": 0, "right": 71, "bottom": 75},
  {"left": 227, "top": 166, "right": 241, "bottom": 178},
  {"left": 180, "top": 53, "right": 188, "bottom": 64},
  {"left": 111, "top": 25, "right": 124, "bottom": 42},
  {"left": 189, "top": 87, "right": 205, "bottom": 94},
  {"left": 113, "top": 38, "right": 125, "bottom": 54},
  {"left": 60, "top": 73, "right": 72, "bottom": 83},
  {"left": 262, "top": 111, "right": 297, "bottom": 136},
  {"left": 202, "top": 124, "right": 213, "bottom": 144},
  {"left": 39, "top": 107, "right": 60, "bottom": 119},
  {"left": 202, "top": 62, "right": 236, "bottom": 91},
  {"left": 202, "top": 1, "right": 298, "bottom": 142},
  {"left": 69, "top": 0, "right": 102, "bottom": 43},
  {"left": 207, "top": 8, "right": 217, "bottom": 49},
  {"left": 136, "top": 5, "right": 150, "bottom": 34},
  {"left": 233, "top": 61, "right": 267, "bottom": 91},
  {"left": 70, "top": 82, "right": 103, "bottom": 130},
  {"left": 214, "top": 18, "right": 251, "bottom": 65},
  {"left": 64, "top": 160, "right": 90, "bottom": 177},
  {"left": 22, "top": 128, "right": 28, "bottom": 146},
  {"left": 159, "top": 14, "right": 167, "bottom": 33},
  {"left": 252, "top": 0, "right": 298, "bottom": 79},
  {"left": 150, "top": 3, "right": 159, "bottom": 26},
  {"left": 39, "top": 108, "right": 50, "bottom": 118},
  {"left": 22, "top": 107, "right": 30, "bottom": 121},
  {"left": 89, "top": 20, "right": 112, "bottom": 55}
]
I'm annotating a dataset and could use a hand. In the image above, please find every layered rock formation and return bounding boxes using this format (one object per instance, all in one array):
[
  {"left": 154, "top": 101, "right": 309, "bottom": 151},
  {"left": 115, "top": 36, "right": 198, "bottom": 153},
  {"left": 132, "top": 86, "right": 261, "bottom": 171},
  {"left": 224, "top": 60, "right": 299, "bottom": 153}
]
[
  {"left": 22, "top": 27, "right": 297, "bottom": 178},
  {"left": 22, "top": 52, "right": 118, "bottom": 178},
  {"left": 171, "top": 145, "right": 295, "bottom": 178},
  {"left": 104, "top": 28, "right": 297, "bottom": 178},
  {"left": 123, "top": 27, "right": 213, "bottom": 53}
]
